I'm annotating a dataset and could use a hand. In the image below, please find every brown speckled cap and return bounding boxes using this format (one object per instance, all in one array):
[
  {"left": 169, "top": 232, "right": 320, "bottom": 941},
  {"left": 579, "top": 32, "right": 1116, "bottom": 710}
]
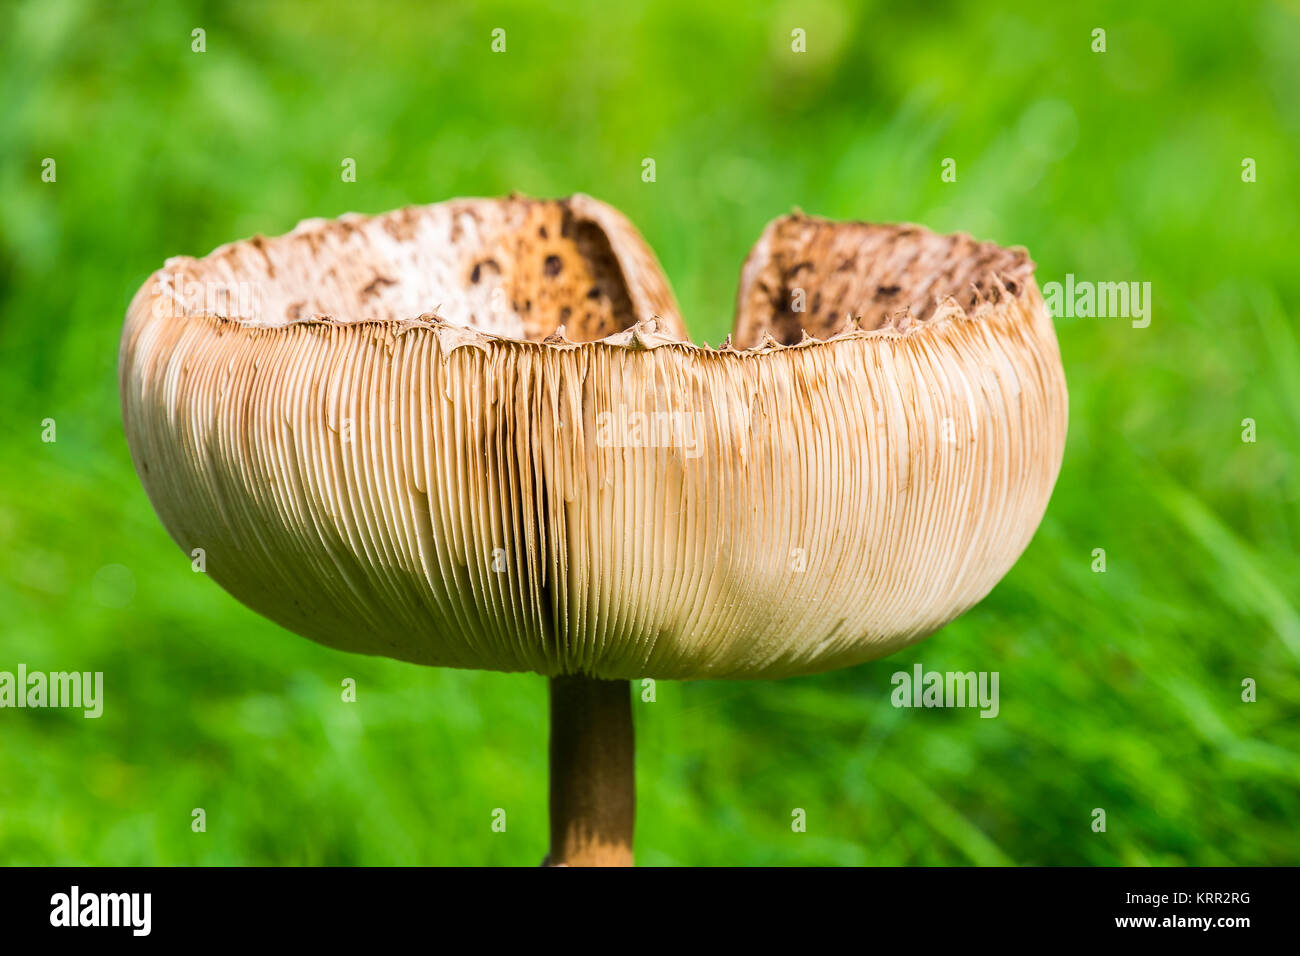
[
  {"left": 733, "top": 210, "right": 1036, "bottom": 346},
  {"left": 119, "top": 194, "right": 1067, "bottom": 679}
]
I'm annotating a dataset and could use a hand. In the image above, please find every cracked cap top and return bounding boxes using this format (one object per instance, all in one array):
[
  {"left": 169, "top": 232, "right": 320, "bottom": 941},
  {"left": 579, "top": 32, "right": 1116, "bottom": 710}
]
[{"left": 120, "top": 194, "right": 1067, "bottom": 679}]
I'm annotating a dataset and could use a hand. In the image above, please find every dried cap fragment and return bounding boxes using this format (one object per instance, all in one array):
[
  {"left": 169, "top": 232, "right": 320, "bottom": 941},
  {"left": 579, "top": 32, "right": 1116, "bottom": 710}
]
[
  {"left": 733, "top": 211, "right": 1036, "bottom": 347},
  {"left": 120, "top": 197, "right": 1067, "bottom": 680}
]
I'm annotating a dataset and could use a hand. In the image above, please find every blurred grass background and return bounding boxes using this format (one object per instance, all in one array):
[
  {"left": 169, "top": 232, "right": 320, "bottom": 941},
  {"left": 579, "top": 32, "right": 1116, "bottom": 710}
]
[{"left": 1, "top": 0, "right": 1297, "bottom": 865}]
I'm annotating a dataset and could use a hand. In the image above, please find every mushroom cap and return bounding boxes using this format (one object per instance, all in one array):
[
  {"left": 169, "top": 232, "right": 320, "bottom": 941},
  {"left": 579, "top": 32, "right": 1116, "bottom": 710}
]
[{"left": 119, "top": 195, "right": 1067, "bottom": 680}]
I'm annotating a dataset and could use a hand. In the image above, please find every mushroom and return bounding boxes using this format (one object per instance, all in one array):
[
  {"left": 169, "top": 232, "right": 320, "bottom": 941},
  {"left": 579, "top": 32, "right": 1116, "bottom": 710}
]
[{"left": 119, "top": 195, "right": 1067, "bottom": 866}]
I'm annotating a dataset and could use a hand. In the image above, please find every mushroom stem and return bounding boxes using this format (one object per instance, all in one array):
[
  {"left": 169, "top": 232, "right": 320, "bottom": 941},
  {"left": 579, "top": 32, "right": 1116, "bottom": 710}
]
[{"left": 547, "top": 675, "right": 635, "bottom": 866}]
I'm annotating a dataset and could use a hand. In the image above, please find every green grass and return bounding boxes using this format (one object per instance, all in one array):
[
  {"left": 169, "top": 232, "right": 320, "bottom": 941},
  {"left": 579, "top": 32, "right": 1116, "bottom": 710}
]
[{"left": 1, "top": 0, "right": 1297, "bottom": 865}]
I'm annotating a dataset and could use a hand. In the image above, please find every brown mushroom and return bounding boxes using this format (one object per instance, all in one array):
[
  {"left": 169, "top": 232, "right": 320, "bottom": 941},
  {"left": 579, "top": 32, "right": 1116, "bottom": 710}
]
[{"left": 119, "top": 195, "right": 1067, "bottom": 866}]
